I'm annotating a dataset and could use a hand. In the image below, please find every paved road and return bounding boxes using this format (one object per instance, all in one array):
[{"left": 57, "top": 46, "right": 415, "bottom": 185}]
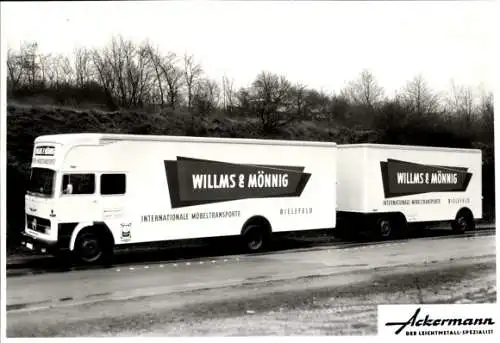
[
  {"left": 7, "top": 224, "right": 495, "bottom": 275},
  {"left": 7, "top": 232, "right": 495, "bottom": 311}
]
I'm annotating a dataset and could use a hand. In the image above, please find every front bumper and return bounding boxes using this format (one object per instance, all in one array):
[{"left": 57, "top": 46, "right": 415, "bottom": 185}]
[{"left": 20, "top": 232, "right": 58, "bottom": 255}]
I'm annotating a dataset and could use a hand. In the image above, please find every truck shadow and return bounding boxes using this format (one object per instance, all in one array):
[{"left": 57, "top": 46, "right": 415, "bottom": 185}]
[{"left": 7, "top": 226, "right": 491, "bottom": 275}]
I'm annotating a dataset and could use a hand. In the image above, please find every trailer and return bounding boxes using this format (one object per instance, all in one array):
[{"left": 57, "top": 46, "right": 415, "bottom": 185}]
[
  {"left": 336, "top": 143, "right": 482, "bottom": 239},
  {"left": 21, "top": 133, "right": 338, "bottom": 264}
]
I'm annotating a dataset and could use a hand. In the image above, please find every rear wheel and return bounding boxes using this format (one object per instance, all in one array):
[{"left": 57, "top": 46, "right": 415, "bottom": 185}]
[
  {"left": 377, "top": 217, "right": 394, "bottom": 240},
  {"left": 452, "top": 210, "right": 474, "bottom": 234},
  {"left": 375, "top": 215, "right": 408, "bottom": 240},
  {"left": 241, "top": 224, "right": 270, "bottom": 253}
]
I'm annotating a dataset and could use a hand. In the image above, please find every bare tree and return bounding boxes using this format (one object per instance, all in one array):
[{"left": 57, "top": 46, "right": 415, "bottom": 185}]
[
  {"left": 37, "top": 53, "right": 52, "bottom": 88},
  {"left": 289, "top": 82, "right": 307, "bottom": 117},
  {"left": 144, "top": 43, "right": 184, "bottom": 109},
  {"left": 91, "top": 46, "right": 117, "bottom": 107},
  {"left": 124, "top": 41, "right": 155, "bottom": 106},
  {"left": 396, "top": 74, "right": 440, "bottom": 115},
  {"left": 447, "top": 81, "right": 479, "bottom": 125},
  {"left": 479, "top": 90, "right": 493, "bottom": 138},
  {"left": 236, "top": 87, "right": 251, "bottom": 113},
  {"left": 108, "top": 36, "right": 128, "bottom": 105},
  {"left": 222, "top": 75, "right": 235, "bottom": 114},
  {"left": 251, "top": 71, "right": 292, "bottom": 132},
  {"left": 341, "top": 69, "right": 385, "bottom": 108},
  {"left": 57, "top": 55, "right": 75, "bottom": 87},
  {"left": 7, "top": 48, "right": 24, "bottom": 90},
  {"left": 18, "top": 41, "right": 41, "bottom": 88},
  {"left": 89, "top": 36, "right": 156, "bottom": 107},
  {"left": 161, "top": 54, "right": 183, "bottom": 109},
  {"left": 183, "top": 53, "right": 203, "bottom": 113},
  {"left": 204, "top": 78, "right": 221, "bottom": 109},
  {"left": 193, "top": 78, "right": 221, "bottom": 115},
  {"left": 74, "top": 47, "right": 92, "bottom": 88},
  {"left": 44, "top": 54, "right": 62, "bottom": 87},
  {"left": 144, "top": 43, "right": 166, "bottom": 106}
]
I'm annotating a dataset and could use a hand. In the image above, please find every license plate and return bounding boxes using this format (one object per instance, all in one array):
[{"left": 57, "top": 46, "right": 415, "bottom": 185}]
[{"left": 26, "top": 242, "right": 33, "bottom": 250}]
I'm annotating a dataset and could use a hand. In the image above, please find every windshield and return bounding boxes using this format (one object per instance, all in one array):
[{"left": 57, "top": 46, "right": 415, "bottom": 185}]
[{"left": 27, "top": 168, "right": 55, "bottom": 197}]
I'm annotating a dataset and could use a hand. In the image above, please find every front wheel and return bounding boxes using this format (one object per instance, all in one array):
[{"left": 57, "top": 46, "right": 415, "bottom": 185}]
[{"left": 74, "top": 231, "right": 110, "bottom": 265}]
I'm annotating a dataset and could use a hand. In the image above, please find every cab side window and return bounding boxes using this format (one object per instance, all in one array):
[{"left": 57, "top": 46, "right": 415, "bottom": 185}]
[
  {"left": 100, "top": 174, "right": 126, "bottom": 195},
  {"left": 62, "top": 174, "right": 95, "bottom": 195}
]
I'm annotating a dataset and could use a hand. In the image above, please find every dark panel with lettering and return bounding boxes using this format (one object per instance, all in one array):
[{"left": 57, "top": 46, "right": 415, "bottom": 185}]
[
  {"left": 164, "top": 157, "right": 311, "bottom": 208},
  {"left": 380, "top": 159, "right": 472, "bottom": 198}
]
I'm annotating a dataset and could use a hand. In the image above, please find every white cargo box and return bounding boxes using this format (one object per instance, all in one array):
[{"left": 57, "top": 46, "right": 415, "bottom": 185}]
[
  {"left": 336, "top": 143, "right": 482, "bottom": 237},
  {"left": 24, "top": 133, "right": 338, "bottom": 263}
]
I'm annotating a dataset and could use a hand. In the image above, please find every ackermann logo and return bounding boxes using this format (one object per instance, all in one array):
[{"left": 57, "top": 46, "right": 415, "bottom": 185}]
[
  {"left": 380, "top": 159, "right": 473, "bottom": 198},
  {"left": 385, "top": 307, "right": 495, "bottom": 335},
  {"left": 164, "top": 157, "right": 311, "bottom": 208}
]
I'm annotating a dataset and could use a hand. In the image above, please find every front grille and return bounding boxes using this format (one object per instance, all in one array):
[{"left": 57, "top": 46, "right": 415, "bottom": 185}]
[{"left": 26, "top": 215, "right": 51, "bottom": 234}]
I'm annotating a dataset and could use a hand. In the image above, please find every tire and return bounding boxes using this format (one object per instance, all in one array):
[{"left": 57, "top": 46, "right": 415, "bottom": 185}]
[
  {"left": 74, "top": 231, "right": 111, "bottom": 265},
  {"left": 376, "top": 217, "right": 394, "bottom": 240},
  {"left": 452, "top": 211, "right": 474, "bottom": 234},
  {"left": 241, "top": 225, "right": 269, "bottom": 253}
]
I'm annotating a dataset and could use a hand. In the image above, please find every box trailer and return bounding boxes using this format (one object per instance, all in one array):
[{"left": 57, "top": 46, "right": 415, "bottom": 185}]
[
  {"left": 336, "top": 143, "right": 482, "bottom": 239},
  {"left": 21, "top": 133, "right": 337, "bottom": 264}
]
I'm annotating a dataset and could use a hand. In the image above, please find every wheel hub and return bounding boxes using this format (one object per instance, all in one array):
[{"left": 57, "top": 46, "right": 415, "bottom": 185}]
[
  {"left": 458, "top": 217, "right": 467, "bottom": 230},
  {"left": 81, "top": 239, "right": 101, "bottom": 260},
  {"left": 248, "top": 233, "right": 263, "bottom": 250},
  {"left": 380, "top": 220, "right": 391, "bottom": 237}
]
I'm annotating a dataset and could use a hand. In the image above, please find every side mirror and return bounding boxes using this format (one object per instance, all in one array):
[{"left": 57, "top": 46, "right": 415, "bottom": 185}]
[{"left": 64, "top": 183, "right": 73, "bottom": 195}]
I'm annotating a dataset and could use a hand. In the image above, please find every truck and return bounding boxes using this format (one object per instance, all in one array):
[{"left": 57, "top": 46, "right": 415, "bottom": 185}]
[
  {"left": 21, "top": 133, "right": 338, "bottom": 264},
  {"left": 335, "top": 143, "right": 482, "bottom": 239}
]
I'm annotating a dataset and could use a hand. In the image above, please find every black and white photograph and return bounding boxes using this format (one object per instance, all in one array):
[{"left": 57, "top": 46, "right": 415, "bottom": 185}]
[{"left": 1, "top": 0, "right": 497, "bottom": 338}]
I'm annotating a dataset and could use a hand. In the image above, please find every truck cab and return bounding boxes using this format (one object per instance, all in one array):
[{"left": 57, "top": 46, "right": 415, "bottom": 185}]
[
  {"left": 23, "top": 143, "right": 63, "bottom": 252},
  {"left": 21, "top": 134, "right": 121, "bottom": 263}
]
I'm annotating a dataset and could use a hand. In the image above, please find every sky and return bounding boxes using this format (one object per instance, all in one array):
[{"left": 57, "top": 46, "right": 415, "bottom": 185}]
[{"left": 1, "top": 1, "right": 497, "bottom": 97}]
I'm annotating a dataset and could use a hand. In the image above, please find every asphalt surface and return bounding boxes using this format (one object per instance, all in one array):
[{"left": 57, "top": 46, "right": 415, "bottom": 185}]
[
  {"left": 6, "top": 229, "right": 496, "bottom": 337},
  {"left": 6, "top": 224, "right": 495, "bottom": 275}
]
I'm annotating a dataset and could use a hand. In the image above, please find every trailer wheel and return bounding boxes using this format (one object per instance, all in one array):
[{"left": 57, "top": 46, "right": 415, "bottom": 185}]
[
  {"left": 452, "top": 210, "right": 474, "bottom": 234},
  {"left": 241, "top": 224, "right": 269, "bottom": 253},
  {"left": 376, "top": 217, "right": 394, "bottom": 240},
  {"left": 74, "top": 230, "right": 112, "bottom": 265}
]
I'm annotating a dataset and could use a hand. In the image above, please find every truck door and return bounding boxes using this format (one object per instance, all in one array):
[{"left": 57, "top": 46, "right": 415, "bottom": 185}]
[
  {"left": 97, "top": 172, "right": 130, "bottom": 243},
  {"left": 58, "top": 172, "right": 100, "bottom": 224}
]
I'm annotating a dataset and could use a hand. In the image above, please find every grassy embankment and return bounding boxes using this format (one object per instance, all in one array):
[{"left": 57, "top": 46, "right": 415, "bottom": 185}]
[{"left": 6, "top": 96, "right": 495, "bottom": 253}]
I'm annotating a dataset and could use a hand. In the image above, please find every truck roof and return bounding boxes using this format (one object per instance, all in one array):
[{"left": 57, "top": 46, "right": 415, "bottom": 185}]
[
  {"left": 339, "top": 143, "right": 481, "bottom": 153},
  {"left": 35, "top": 133, "right": 337, "bottom": 148}
]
